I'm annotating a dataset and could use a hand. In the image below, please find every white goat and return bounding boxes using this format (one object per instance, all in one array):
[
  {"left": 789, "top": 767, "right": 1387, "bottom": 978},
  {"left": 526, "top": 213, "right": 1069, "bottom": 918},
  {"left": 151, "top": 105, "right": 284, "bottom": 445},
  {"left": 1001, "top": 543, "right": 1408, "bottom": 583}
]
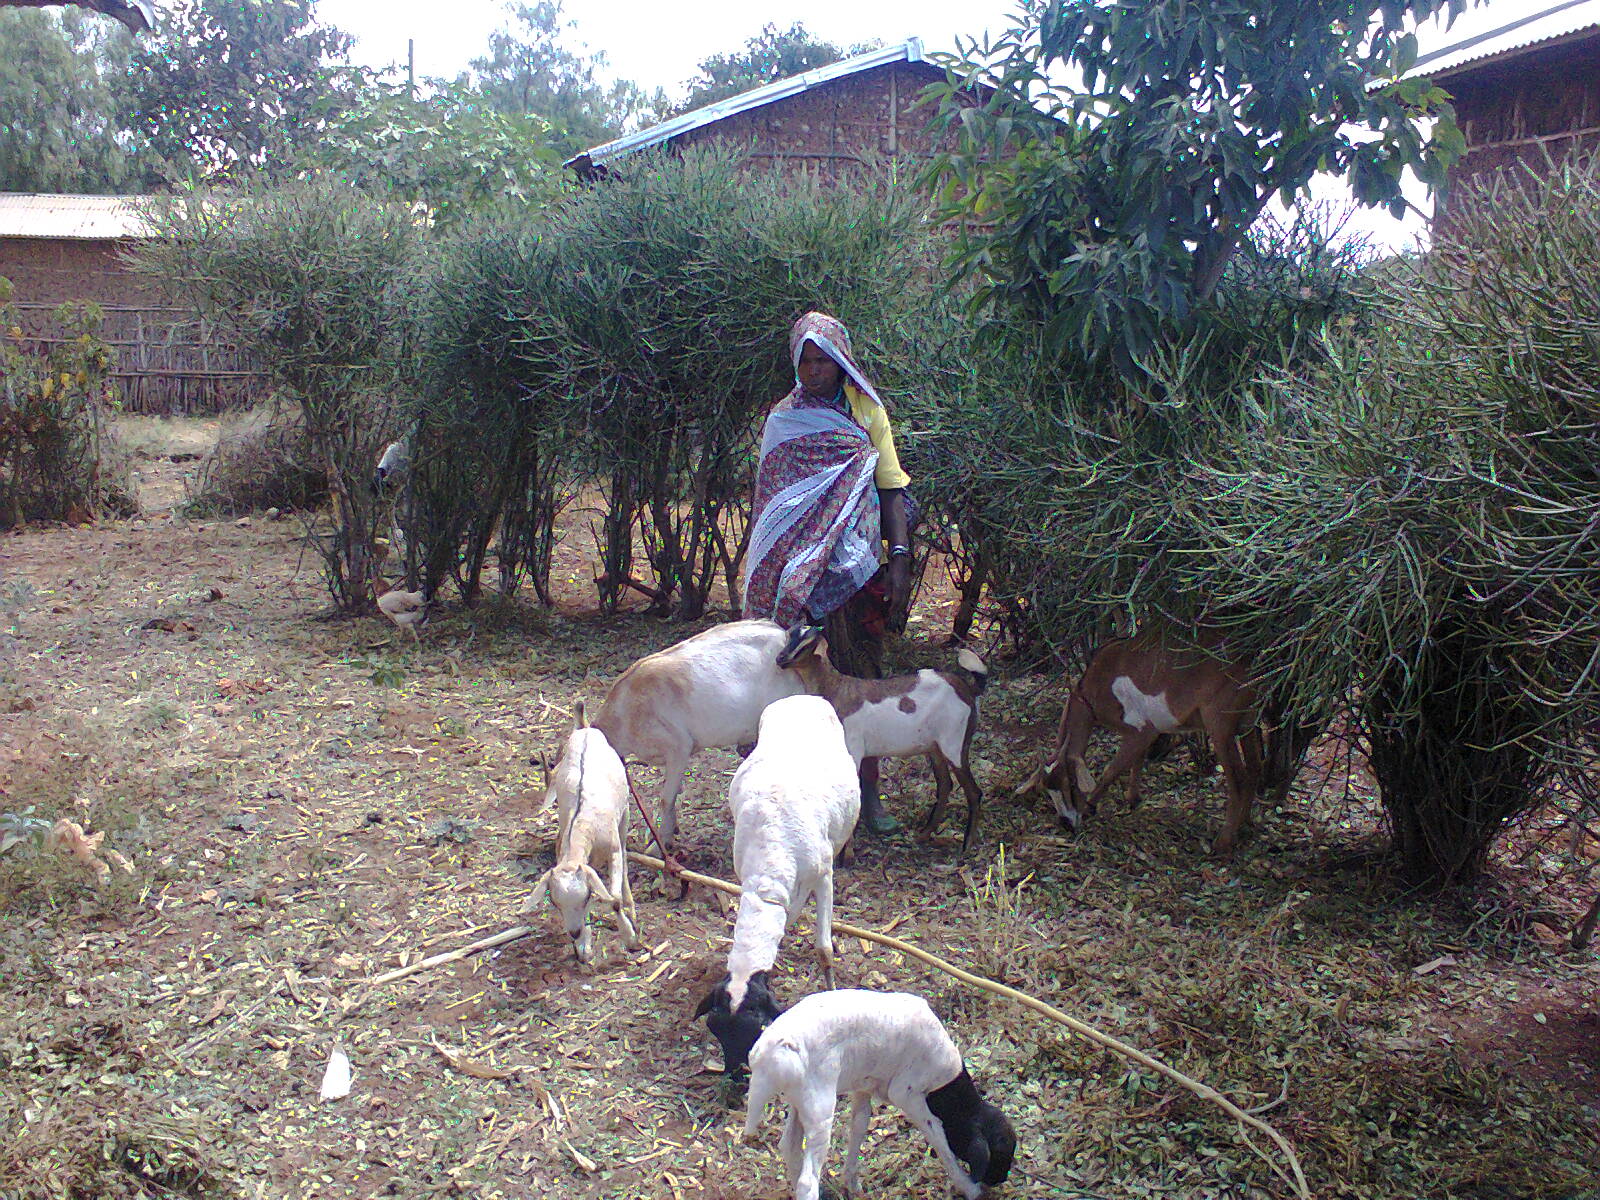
[
  {"left": 743, "top": 990, "right": 1017, "bottom": 1200},
  {"left": 593, "top": 618, "right": 809, "bottom": 848},
  {"left": 777, "top": 626, "right": 989, "bottom": 850},
  {"left": 694, "top": 695, "right": 860, "bottom": 1076},
  {"left": 522, "top": 704, "right": 639, "bottom": 963}
]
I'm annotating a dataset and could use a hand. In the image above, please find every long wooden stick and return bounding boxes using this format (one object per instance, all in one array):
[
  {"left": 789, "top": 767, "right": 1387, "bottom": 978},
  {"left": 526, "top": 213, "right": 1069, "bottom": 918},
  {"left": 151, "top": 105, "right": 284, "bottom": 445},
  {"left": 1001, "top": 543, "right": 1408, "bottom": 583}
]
[
  {"left": 368, "top": 924, "right": 537, "bottom": 987},
  {"left": 627, "top": 850, "right": 1311, "bottom": 1200}
]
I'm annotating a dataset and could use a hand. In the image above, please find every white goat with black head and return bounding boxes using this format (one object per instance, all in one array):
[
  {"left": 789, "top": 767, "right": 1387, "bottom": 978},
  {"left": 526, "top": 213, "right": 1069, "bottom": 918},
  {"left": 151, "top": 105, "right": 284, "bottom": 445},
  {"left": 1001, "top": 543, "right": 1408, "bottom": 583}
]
[
  {"left": 743, "top": 989, "right": 1017, "bottom": 1200},
  {"left": 522, "top": 703, "right": 639, "bottom": 963},
  {"left": 695, "top": 695, "right": 860, "bottom": 1078}
]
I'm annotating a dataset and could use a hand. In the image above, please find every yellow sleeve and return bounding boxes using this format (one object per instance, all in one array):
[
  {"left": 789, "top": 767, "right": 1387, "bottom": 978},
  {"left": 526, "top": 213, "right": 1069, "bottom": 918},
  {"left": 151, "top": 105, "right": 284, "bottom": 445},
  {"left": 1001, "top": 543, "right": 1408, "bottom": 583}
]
[{"left": 848, "top": 387, "right": 912, "bottom": 490}]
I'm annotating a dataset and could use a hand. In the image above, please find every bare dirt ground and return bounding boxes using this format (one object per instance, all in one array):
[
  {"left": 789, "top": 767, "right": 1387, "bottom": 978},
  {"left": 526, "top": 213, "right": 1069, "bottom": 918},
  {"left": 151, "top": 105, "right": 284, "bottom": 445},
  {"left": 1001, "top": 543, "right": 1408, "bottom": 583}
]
[{"left": 0, "top": 424, "right": 1596, "bottom": 1200}]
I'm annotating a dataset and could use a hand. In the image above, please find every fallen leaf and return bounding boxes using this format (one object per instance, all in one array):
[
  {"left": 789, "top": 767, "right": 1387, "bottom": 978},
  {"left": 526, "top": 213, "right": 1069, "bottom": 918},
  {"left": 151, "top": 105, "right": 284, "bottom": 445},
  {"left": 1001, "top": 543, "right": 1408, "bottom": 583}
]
[
  {"left": 44, "top": 819, "right": 110, "bottom": 881},
  {"left": 1413, "top": 954, "right": 1458, "bottom": 976},
  {"left": 319, "top": 1047, "right": 352, "bottom": 1101}
]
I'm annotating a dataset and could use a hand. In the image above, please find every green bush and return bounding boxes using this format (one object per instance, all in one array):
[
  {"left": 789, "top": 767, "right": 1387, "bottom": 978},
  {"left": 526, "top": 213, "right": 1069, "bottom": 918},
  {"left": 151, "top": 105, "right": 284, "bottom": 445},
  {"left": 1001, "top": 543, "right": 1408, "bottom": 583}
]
[
  {"left": 912, "top": 162, "right": 1600, "bottom": 884},
  {"left": 0, "top": 284, "right": 128, "bottom": 527},
  {"left": 133, "top": 181, "right": 419, "bottom": 612},
  {"left": 411, "top": 149, "right": 939, "bottom": 617}
]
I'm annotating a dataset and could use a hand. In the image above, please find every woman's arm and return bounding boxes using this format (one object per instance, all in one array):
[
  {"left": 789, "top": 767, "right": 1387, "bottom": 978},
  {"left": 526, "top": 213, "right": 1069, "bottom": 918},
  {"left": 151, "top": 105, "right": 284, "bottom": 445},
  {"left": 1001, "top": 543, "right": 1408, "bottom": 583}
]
[{"left": 879, "top": 487, "right": 911, "bottom": 625}]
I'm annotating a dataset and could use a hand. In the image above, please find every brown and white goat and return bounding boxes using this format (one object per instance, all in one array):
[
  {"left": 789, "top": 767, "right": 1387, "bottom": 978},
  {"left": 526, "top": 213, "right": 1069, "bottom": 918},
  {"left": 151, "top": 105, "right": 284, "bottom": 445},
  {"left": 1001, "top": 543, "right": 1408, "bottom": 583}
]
[
  {"left": 1019, "top": 632, "right": 1262, "bottom": 856},
  {"left": 776, "top": 626, "right": 989, "bottom": 850}
]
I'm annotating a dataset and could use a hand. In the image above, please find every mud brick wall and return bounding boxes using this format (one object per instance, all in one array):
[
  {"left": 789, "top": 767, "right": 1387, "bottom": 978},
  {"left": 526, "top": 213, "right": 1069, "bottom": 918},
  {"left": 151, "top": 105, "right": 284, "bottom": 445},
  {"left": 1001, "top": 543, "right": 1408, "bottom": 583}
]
[
  {"left": 673, "top": 61, "right": 961, "bottom": 181},
  {"left": 0, "top": 237, "right": 160, "bottom": 314},
  {"left": 1434, "top": 35, "right": 1600, "bottom": 239}
]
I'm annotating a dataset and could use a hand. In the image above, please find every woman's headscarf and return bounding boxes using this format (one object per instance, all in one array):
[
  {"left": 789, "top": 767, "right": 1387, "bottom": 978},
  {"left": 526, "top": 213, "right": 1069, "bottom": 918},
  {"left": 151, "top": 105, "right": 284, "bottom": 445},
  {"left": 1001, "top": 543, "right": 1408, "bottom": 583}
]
[{"left": 789, "top": 311, "right": 884, "bottom": 408}]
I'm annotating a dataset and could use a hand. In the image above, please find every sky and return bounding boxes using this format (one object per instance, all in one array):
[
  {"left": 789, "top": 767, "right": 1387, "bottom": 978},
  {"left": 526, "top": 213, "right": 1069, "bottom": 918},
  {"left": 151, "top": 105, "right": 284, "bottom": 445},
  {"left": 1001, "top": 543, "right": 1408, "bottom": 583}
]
[{"left": 313, "top": 0, "right": 1595, "bottom": 252}]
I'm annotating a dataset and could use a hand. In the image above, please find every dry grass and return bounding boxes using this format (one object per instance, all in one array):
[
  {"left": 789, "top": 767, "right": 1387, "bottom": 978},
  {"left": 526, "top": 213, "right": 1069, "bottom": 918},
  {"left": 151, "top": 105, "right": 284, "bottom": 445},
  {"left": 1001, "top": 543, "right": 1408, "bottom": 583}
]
[{"left": 0, "top": 458, "right": 1595, "bottom": 1200}]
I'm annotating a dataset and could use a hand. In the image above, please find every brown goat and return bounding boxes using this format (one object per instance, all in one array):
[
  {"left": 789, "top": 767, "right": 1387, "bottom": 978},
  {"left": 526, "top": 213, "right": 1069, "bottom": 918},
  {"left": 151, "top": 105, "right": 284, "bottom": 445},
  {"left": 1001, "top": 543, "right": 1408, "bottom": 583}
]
[{"left": 1019, "top": 631, "right": 1262, "bottom": 856}]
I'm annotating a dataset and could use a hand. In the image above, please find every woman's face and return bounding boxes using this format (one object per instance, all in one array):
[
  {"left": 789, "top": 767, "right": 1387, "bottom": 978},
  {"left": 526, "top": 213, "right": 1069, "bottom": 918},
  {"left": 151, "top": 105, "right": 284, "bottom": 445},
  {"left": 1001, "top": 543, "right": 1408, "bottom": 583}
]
[{"left": 797, "top": 340, "right": 845, "bottom": 397}]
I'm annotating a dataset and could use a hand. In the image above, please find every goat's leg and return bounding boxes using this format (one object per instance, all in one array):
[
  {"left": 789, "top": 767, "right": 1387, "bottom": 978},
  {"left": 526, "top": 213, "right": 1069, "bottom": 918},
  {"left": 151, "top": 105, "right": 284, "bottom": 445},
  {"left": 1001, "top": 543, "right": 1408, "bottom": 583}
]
[
  {"left": 1205, "top": 711, "right": 1255, "bottom": 857},
  {"left": 1017, "top": 690, "right": 1080, "bottom": 796},
  {"left": 1241, "top": 724, "right": 1265, "bottom": 801},
  {"left": 922, "top": 754, "right": 953, "bottom": 836},
  {"left": 1084, "top": 727, "right": 1161, "bottom": 815},
  {"left": 814, "top": 874, "right": 837, "bottom": 989},
  {"left": 793, "top": 1095, "right": 836, "bottom": 1200},
  {"left": 892, "top": 1088, "right": 982, "bottom": 1200},
  {"left": 777, "top": 1109, "right": 804, "bottom": 1182},
  {"left": 651, "top": 747, "right": 692, "bottom": 851},
  {"left": 609, "top": 853, "right": 640, "bottom": 949},
  {"left": 743, "top": 1071, "right": 779, "bottom": 1143},
  {"left": 954, "top": 760, "right": 984, "bottom": 853},
  {"left": 842, "top": 1091, "right": 873, "bottom": 1193}
]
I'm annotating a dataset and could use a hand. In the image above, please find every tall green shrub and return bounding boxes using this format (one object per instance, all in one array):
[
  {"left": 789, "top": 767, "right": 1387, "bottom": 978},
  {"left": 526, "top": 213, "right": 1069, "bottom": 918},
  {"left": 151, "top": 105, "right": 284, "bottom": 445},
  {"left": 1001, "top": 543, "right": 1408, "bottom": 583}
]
[
  {"left": 0, "top": 284, "right": 123, "bottom": 527},
  {"left": 405, "top": 207, "right": 572, "bottom": 605},
  {"left": 413, "top": 150, "right": 937, "bottom": 618},
  {"left": 135, "top": 182, "right": 419, "bottom": 612}
]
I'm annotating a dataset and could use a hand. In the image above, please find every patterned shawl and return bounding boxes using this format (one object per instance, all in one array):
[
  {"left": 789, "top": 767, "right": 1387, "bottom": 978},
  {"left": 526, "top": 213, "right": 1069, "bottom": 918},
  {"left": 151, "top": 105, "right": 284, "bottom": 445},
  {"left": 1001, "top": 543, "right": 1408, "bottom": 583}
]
[{"left": 742, "top": 313, "right": 884, "bottom": 627}]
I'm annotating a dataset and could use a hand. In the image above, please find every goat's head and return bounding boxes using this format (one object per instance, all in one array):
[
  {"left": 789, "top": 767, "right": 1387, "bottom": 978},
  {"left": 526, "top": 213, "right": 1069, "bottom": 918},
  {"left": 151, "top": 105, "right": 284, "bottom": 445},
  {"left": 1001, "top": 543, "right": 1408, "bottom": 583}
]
[
  {"left": 1043, "top": 756, "right": 1097, "bottom": 832},
  {"left": 928, "top": 1068, "right": 1018, "bottom": 1189},
  {"left": 525, "top": 864, "right": 612, "bottom": 963},
  {"left": 693, "top": 970, "right": 782, "bottom": 1079},
  {"left": 775, "top": 623, "right": 827, "bottom": 671}
]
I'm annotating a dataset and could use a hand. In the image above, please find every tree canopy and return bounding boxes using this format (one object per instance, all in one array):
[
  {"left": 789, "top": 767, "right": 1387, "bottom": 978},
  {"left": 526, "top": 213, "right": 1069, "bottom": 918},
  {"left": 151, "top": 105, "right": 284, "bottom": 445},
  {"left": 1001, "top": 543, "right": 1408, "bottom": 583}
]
[
  {"left": 466, "top": 1, "right": 666, "bottom": 157},
  {"left": 676, "top": 22, "right": 878, "bottom": 114},
  {"left": 296, "top": 76, "right": 565, "bottom": 226},
  {"left": 0, "top": 8, "right": 153, "bottom": 192},
  {"left": 927, "top": 0, "right": 1477, "bottom": 373},
  {"left": 121, "top": 0, "right": 357, "bottom": 182}
]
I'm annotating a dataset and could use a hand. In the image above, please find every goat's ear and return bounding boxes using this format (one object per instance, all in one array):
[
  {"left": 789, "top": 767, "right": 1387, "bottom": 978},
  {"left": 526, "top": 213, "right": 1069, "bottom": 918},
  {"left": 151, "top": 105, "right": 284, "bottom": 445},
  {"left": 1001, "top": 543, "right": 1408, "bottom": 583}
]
[
  {"left": 693, "top": 983, "right": 724, "bottom": 1020},
  {"left": 520, "top": 868, "right": 553, "bottom": 915},
  {"left": 574, "top": 701, "right": 587, "bottom": 730},
  {"left": 580, "top": 863, "right": 614, "bottom": 903}
]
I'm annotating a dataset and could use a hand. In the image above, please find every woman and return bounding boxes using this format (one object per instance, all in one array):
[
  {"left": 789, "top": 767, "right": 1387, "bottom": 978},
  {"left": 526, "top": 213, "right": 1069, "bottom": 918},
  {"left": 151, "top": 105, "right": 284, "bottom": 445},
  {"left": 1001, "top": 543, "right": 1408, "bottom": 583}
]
[{"left": 743, "top": 311, "right": 913, "bottom": 833}]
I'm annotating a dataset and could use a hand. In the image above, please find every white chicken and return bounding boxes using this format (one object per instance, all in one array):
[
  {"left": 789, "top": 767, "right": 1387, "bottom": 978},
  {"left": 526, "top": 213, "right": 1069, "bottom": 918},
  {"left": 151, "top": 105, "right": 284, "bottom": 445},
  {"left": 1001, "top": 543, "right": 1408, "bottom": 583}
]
[{"left": 376, "top": 585, "right": 434, "bottom": 643}]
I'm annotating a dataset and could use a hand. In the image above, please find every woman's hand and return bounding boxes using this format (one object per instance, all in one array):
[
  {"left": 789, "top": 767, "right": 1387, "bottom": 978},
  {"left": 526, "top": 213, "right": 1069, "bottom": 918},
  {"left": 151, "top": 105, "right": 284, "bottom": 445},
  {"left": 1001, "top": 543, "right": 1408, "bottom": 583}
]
[{"left": 888, "top": 553, "right": 912, "bottom": 630}]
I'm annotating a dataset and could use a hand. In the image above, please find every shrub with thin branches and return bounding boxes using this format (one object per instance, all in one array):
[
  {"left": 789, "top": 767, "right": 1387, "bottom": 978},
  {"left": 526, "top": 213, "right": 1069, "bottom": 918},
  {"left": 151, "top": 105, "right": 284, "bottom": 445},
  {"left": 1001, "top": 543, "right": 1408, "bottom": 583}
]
[
  {"left": 133, "top": 182, "right": 419, "bottom": 613},
  {"left": 0, "top": 285, "right": 128, "bottom": 527}
]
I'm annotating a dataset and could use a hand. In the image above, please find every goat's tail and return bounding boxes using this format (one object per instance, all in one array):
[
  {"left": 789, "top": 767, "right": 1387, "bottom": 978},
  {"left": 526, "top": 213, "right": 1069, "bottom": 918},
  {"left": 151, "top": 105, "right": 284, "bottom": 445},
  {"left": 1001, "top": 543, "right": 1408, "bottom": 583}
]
[{"left": 955, "top": 648, "right": 989, "bottom": 695}]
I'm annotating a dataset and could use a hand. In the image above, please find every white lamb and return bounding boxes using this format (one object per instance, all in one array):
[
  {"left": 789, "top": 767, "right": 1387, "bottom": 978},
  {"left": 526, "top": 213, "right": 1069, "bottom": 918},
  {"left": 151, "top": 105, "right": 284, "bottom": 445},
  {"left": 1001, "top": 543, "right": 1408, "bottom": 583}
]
[
  {"left": 522, "top": 704, "right": 639, "bottom": 963},
  {"left": 744, "top": 990, "right": 1017, "bottom": 1200},
  {"left": 694, "top": 695, "right": 860, "bottom": 1076},
  {"left": 593, "top": 618, "right": 810, "bottom": 848}
]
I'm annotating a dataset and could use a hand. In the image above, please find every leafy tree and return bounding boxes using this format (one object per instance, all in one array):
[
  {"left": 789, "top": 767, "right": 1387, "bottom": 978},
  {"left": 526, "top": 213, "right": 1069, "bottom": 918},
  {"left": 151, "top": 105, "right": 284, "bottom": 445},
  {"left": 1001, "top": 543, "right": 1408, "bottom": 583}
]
[
  {"left": 296, "top": 76, "right": 566, "bottom": 226},
  {"left": 927, "top": 0, "right": 1476, "bottom": 372},
  {"left": 0, "top": 8, "right": 154, "bottom": 191},
  {"left": 466, "top": 2, "right": 666, "bottom": 157},
  {"left": 120, "top": 0, "right": 355, "bottom": 182},
  {"left": 677, "top": 22, "right": 879, "bottom": 113}
]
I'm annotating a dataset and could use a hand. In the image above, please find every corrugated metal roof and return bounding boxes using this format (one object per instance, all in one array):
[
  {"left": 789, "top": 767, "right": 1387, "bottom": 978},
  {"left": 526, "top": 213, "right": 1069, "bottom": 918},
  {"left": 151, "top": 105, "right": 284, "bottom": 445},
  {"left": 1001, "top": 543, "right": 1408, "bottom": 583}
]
[
  {"left": 1411, "top": 0, "right": 1600, "bottom": 78},
  {"left": 566, "top": 37, "right": 930, "bottom": 171},
  {"left": 0, "top": 193, "right": 156, "bottom": 240}
]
